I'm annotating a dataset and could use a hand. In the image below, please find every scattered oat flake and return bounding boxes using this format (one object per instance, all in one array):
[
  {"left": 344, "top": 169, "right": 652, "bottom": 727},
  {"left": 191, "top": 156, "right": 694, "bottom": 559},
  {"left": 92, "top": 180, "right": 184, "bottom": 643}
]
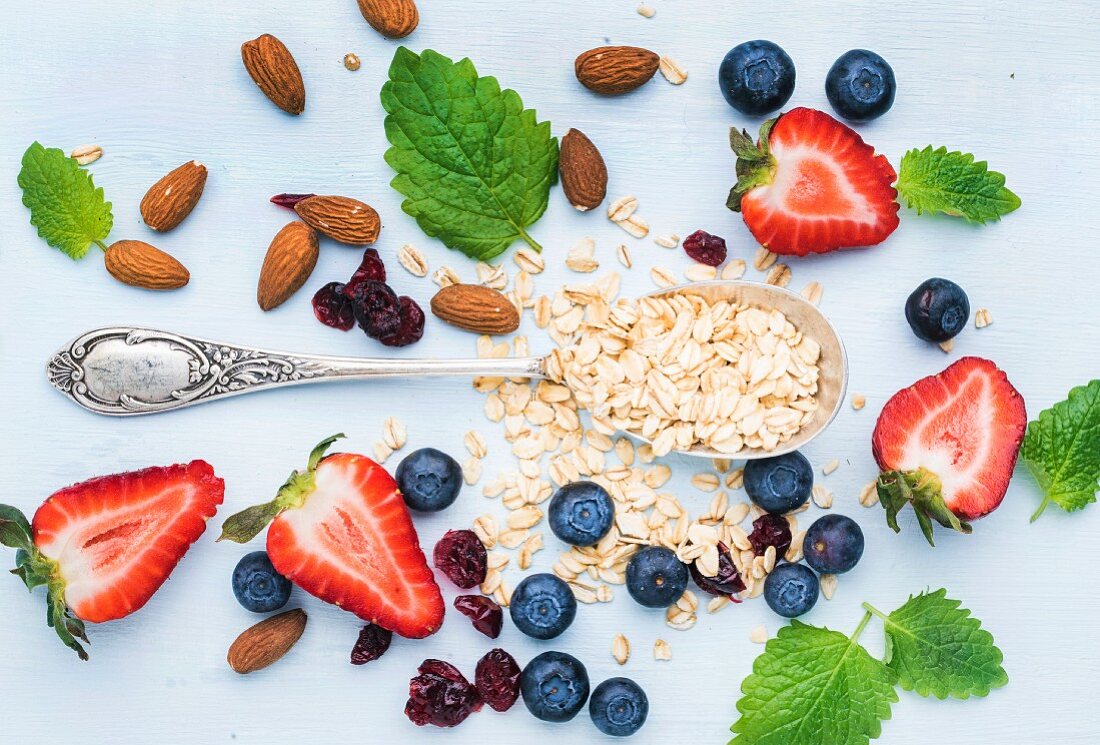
[
  {"left": 615, "top": 243, "right": 633, "bottom": 269},
  {"left": 811, "top": 484, "right": 833, "bottom": 509},
  {"left": 432, "top": 265, "right": 460, "bottom": 287},
  {"left": 463, "top": 457, "right": 482, "bottom": 485},
  {"left": 939, "top": 339, "right": 954, "bottom": 353},
  {"left": 343, "top": 53, "right": 361, "bottom": 71},
  {"left": 764, "top": 263, "right": 792, "bottom": 287},
  {"left": 616, "top": 214, "right": 649, "bottom": 239},
  {"left": 71, "top": 144, "right": 103, "bottom": 165},
  {"left": 372, "top": 441, "right": 392, "bottom": 463},
  {"left": 722, "top": 259, "right": 747, "bottom": 280},
  {"left": 650, "top": 266, "right": 676, "bottom": 288},
  {"left": 637, "top": 3, "right": 656, "bottom": 17},
  {"left": 514, "top": 247, "right": 545, "bottom": 274},
  {"left": 975, "top": 308, "right": 992, "bottom": 328},
  {"left": 654, "top": 233, "right": 680, "bottom": 249},
  {"left": 749, "top": 624, "right": 768, "bottom": 644},
  {"left": 612, "top": 633, "right": 631, "bottom": 664},
  {"left": 658, "top": 55, "right": 688, "bottom": 85},
  {"left": 607, "top": 195, "right": 638, "bottom": 222},
  {"left": 851, "top": 394, "right": 866, "bottom": 411},
  {"left": 685, "top": 263, "right": 718, "bottom": 282},
  {"left": 753, "top": 246, "right": 777, "bottom": 271},
  {"left": 464, "top": 430, "right": 488, "bottom": 459},
  {"left": 859, "top": 480, "right": 880, "bottom": 507},
  {"left": 800, "top": 281, "right": 823, "bottom": 305},
  {"left": 382, "top": 417, "right": 407, "bottom": 450},
  {"left": 822, "top": 459, "right": 839, "bottom": 476},
  {"left": 653, "top": 639, "right": 672, "bottom": 661}
]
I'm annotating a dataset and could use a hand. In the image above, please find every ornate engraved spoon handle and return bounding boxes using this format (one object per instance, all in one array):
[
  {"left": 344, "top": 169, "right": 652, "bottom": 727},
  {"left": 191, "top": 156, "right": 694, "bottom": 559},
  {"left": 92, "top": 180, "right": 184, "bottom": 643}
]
[{"left": 47, "top": 327, "right": 546, "bottom": 417}]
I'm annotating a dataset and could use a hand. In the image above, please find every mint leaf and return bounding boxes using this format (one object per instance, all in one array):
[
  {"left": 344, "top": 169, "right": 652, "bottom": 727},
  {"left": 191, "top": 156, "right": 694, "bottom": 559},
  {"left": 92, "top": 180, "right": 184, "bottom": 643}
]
[
  {"left": 881, "top": 590, "right": 1007, "bottom": 700},
  {"left": 1021, "top": 380, "right": 1100, "bottom": 520},
  {"left": 731, "top": 621, "right": 897, "bottom": 745},
  {"left": 381, "top": 48, "right": 558, "bottom": 261},
  {"left": 18, "top": 141, "right": 113, "bottom": 259},
  {"left": 896, "top": 146, "right": 1020, "bottom": 223}
]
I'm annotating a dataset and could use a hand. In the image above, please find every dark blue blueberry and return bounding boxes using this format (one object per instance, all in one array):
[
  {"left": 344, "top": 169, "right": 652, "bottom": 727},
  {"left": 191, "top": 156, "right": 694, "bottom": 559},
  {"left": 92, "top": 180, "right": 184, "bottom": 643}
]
[
  {"left": 232, "top": 551, "right": 292, "bottom": 613},
  {"left": 803, "top": 514, "right": 865, "bottom": 574},
  {"left": 718, "top": 40, "right": 796, "bottom": 116},
  {"left": 825, "top": 49, "right": 896, "bottom": 122},
  {"left": 395, "top": 448, "right": 463, "bottom": 512},
  {"left": 548, "top": 481, "right": 614, "bottom": 547},
  {"left": 589, "top": 677, "right": 649, "bottom": 737},
  {"left": 905, "top": 278, "right": 970, "bottom": 343},
  {"left": 763, "top": 562, "right": 819, "bottom": 618},
  {"left": 509, "top": 573, "right": 577, "bottom": 640},
  {"left": 744, "top": 452, "right": 813, "bottom": 514},
  {"left": 625, "top": 546, "right": 689, "bottom": 608},
  {"left": 520, "top": 651, "right": 590, "bottom": 723}
]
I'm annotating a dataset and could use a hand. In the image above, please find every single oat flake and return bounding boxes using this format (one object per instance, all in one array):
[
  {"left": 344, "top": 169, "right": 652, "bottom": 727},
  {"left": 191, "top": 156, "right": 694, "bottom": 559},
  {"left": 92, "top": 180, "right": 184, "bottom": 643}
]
[{"left": 658, "top": 55, "right": 688, "bottom": 85}]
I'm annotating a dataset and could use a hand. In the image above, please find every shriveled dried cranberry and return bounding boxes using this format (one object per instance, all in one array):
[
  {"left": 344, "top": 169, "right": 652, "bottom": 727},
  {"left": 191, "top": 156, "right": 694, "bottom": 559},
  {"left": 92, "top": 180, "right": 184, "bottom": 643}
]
[
  {"left": 689, "top": 541, "right": 747, "bottom": 597},
  {"left": 405, "top": 659, "right": 483, "bottom": 727},
  {"left": 344, "top": 248, "right": 387, "bottom": 298},
  {"left": 312, "top": 282, "right": 355, "bottom": 331},
  {"left": 475, "top": 648, "right": 521, "bottom": 712},
  {"left": 379, "top": 296, "right": 426, "bottom": 347},
  {"left": 350, "top": 623, "right": 392, "bottom": 665},
  {"left": 270, "top": 193, "right": 316, "bottom": 209},
  {"left": 683, "top": 230, "right": 728, "bottom": 267},
  {"left": 749, "top": 513, "right": 792, "bottom": 557},
  {"left": 453, "top": 595, "right": 503, "bottom": 638},
  {"left": 351, "top": 280, "right": 401, "bottom": 339},
  {"left": 433, "top": 529, "right": 488, "bottom": 589}
]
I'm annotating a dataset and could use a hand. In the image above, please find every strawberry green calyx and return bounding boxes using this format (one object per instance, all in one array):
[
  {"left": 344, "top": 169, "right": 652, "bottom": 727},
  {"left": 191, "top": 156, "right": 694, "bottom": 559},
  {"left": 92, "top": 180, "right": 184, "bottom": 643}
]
[
  {"left": 725, "top": 117, "right": 778, "bottom": 213},
  {"left": 877, "top": 469, "right": 972, "bottom": 547},
  {"left": 218, "top": 434, "right": 346, "bottom": 544},
  {"left": 0, "top": 504, "right": 89, "bottom": 659}
]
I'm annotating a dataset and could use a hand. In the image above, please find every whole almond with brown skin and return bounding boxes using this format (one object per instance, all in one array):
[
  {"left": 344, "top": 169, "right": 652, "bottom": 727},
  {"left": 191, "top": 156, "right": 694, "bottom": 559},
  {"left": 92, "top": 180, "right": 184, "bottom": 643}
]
[
  {"left": 227, "top": 608, "right": 307, "bottom": 674},
  {"left": 431, "top": 284, "right": 520, "bottom": 335},
  {"left": 559, "top": 129, "right": 607, "bottom": 211},
  {"left": 104, "top": 240, "right": 190, "bottom": 290},
  {"left": 140, "top": 161, "right": 208, "bottom": 232},
  {"left": 294, "top": 195, "right": 381, "bottom": 245},
  {"left": 257, "top": 222, "right": 320, "bottom": 311},
  {"left": 357, "top": 0, "right": 419, "bottom": 38},
  {"left": 575, "top": 46, "right": 660, "bottom": 95},
  {"left": 241, "top": 34, "right": 306, "bottom": 115}
]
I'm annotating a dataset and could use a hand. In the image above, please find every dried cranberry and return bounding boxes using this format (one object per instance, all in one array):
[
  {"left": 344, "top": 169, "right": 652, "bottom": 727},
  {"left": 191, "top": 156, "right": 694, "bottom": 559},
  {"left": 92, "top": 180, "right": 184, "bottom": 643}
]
[
  {"left": 351, "top": 280, "right": 401, "bottom": 339},
  {"left": 405, "top": 659, "right": 483, "bottom": 727},
  {"left": 379, "top": 296, "right": 426, "bottom": 347},
  {"left": 453, "top": 595, "right": 503, "bottom": 638},
  {"left": 683, "top": 230, "right": 728, "bottom": 267},
  {"left": 475, "top": 648, "right": 521, "bottom": 712},
  {"left": 311, "top": 282, "right": 355, "bottom": 331},
  {"left": 749, "top": 513, "right": 792, "bottom": 557},
  {"left": 350, "top": 623, "right": 392, "bottom": 665},
  {"left": 270, "top": 193, "right": 316, "bottom": 209},
  {"left": 344, "top": 248, "right": 387, "bottom": 298},
  {"left": 433, "top": 529, "right": 488, "bottom": 589},
  {"left": 689, "top": 542, "right": 747, "bottom": 597}
]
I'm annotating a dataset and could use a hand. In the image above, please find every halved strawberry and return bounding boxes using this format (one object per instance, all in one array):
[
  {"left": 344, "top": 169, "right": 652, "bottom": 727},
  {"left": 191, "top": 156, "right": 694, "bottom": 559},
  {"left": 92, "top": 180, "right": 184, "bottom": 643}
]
[
  {"left": 219, "top": 435, "right": 444, "bottom": 638},
  {"left": 727, "top": 107, "right": 900, "bottom": 255},
  {"left": 872, "top": 357, "right": 1026, "bottom": 545},
  {"left": 0, "top": 461, "right": 224, "bottom": 659}
]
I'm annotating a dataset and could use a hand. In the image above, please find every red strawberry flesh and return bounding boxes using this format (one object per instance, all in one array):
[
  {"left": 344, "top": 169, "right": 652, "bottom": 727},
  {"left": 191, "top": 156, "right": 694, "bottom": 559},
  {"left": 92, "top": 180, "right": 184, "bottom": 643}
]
[
  {"left": 31, "top": 461, "right": 224, "bottom": 623},
  {"left": 265, "top": 451, "right": 444, "bottom": 638},
  {"left": 733, "top": 107, "right": 900, "bottom": 256},
  {"left": 872, "top": 356, "right": 1026, "bottom": 542}
]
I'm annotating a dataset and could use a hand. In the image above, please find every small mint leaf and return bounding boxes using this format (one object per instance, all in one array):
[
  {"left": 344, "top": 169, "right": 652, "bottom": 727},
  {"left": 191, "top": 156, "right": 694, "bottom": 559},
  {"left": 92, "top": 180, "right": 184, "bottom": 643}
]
[
  {"left": 18, "top": 142, "right": 113, "bottom": 259},
  {"left": 896, "top": 146, "right": 1020, "bottom": 223}
]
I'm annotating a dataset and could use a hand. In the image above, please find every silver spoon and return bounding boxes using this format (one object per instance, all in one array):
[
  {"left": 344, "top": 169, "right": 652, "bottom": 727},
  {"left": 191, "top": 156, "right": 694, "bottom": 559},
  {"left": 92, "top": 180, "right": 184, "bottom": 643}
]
[{"left": 46, "top": 281, "right": 848, "bottom": 459}]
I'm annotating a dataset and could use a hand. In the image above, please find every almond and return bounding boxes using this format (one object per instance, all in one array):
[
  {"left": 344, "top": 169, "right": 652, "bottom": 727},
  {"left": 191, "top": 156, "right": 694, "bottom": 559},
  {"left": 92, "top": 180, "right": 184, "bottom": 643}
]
[
  {"left": 140, "top": 161, "right": 208, "bottom": 232},
  {"left": 294, "top": 195, "right": 381, "bottom": 245},
  {"left": 431, "top": 284, "right": 520, "bottom": 334},
  {"left": 104, "top": 240, "right": 189, "bottom": 290},
  {"left": 227, "top": 608, "right": 307, "bottom": 674},
  {"left": 241, "top": 34, "right": 306, "bottom": 115},
  {"left": 575, "top": 46, "right": 660, "bottom": 95},
  {"left": 559, "top": 129, "right": 607, "bottom": 211},
  {"left": 357, "top": 0, "right": 419, "bottom": 38},
  {"left": 257, "top": 222, "right": 320, "bottom": 311}
]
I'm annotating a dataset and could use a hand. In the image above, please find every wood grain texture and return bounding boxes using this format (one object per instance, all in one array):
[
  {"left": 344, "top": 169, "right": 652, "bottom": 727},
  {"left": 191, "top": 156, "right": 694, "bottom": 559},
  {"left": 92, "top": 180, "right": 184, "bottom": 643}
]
[{"left": 1, "top": 1, "right": 1099, "bottom": 743}]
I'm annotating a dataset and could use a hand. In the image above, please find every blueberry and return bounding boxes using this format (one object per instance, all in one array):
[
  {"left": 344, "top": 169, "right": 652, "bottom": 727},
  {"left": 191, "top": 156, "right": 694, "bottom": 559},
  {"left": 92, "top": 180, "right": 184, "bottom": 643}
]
[
  {"left": 905, "top": 278, "right": 970, "bottom": 343},
  {"left": 718, "top": 40, "right": 796, "bottom": 116},
  {"left": 232, "top": 551, "right": 292, "bottom": 613},
  {"left": 548, "top": 481, "right": 614, "bottom": 547},
  {"left": 520, "top": 651, "right": 590, "bottom": 723},
  {"left": 509, "top": 573, "right": 577, "bottom": 640},
  {"left": 744, "top": 452, "right": 813, "bottom": 514},
  {"left": 589, "top": 677, "right": 649, "bottom": 737},
  {"left": 395, "top": 448, "right": 463, "bottom": 512},
  {"left": 625, "top": 546, "right": 689, "bottom": 608},
  {"left": 763, "top": 562, "right": 819, "bottom": 618},
  {"left": 825, "top": 49, "right": 896, "bottom": 122},
  {"left": 803, "top": 514, "right": 865, "bottom": 574}
]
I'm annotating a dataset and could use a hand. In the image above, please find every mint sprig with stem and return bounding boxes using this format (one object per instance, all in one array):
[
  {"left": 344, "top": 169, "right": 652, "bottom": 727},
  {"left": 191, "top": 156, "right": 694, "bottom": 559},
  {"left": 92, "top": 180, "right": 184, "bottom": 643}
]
[{"left": 731, "top": 589, "right": 1006, "bottom": 745}]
